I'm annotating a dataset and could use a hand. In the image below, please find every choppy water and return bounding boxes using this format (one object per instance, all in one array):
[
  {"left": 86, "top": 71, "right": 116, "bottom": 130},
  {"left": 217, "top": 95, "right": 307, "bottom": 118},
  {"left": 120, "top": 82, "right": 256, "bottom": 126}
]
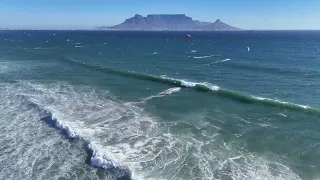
[{"left": 1, "top": 30, "right": 320, "bottom": 180}]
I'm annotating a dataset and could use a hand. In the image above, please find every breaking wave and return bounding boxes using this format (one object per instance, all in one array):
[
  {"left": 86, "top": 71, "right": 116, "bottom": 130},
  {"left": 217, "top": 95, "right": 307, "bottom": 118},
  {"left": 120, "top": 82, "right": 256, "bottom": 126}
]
[
  {"left": 58, "top": 57, "right": 318, "bottom": 114},
  {"left": 0, "top": 82, "right": 136, "bottom": 179},
  {"left": 46, "top": 113, "right": 130, "bottom": 174}
]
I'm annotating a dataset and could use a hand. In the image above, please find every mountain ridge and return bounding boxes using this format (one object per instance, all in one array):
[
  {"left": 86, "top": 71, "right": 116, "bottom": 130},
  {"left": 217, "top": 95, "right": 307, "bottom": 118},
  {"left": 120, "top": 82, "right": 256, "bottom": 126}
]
[{"left": 97, "top": 14, "right": 240, "bottom": 31}]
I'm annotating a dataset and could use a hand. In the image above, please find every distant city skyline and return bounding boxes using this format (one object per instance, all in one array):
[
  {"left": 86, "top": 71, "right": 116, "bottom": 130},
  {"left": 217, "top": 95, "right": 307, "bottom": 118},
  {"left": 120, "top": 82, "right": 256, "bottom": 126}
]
[{"left": 0, "top": 0, "right": 320, "bottom": 30}]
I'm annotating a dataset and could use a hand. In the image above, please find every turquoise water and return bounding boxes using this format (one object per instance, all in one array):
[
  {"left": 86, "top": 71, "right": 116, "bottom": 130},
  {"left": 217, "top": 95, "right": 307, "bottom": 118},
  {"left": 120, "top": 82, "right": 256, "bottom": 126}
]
[{"left": 1, "top": 30, "right": 320, "bottom": 180}]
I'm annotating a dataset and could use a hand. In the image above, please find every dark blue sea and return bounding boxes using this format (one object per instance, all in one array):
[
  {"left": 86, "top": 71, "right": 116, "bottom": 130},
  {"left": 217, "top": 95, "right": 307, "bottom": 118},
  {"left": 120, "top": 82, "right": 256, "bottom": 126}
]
[{"left": 1, "top": 30, "right": 320, "bottom": 180}]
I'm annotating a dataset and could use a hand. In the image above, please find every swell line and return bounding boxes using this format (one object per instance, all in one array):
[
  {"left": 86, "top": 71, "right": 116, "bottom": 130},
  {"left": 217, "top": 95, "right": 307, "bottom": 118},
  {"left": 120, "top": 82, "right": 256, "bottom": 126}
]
[{"left": 59, "top": 57, "right": 319, "bottom": 114}]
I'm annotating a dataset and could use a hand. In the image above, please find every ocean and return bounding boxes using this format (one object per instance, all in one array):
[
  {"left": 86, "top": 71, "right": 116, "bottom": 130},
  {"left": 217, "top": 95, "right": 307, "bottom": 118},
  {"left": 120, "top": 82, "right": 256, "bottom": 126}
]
[{"left": 0, "top": 30, "right": 320, "bottom": 180}]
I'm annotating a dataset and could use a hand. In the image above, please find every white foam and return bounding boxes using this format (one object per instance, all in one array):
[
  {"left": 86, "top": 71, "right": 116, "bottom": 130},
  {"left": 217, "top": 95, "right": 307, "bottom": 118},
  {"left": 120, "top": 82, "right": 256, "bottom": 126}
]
[
  {"left": 75, "top": 46, "right": 83, "bottom": 48},
  {"left": 143, "top": 87, "right": 181, "bottom": 101},
  {"left": 180, "top": 80, "right": 221, "bottom": 91},
  {"left": 201, "top": 58, "right": 231, "bottom": 66},
  {"left": 247, "top": 47, "right": 250, "bottom": 51},
  {"left": 191, "top": 50, "right": 197, "bottom": 53},
  {"left": 278, "top": 113, "right": 287, "bottom": 117},
  {"left": 149, "top": 52, "right": 157, "bottom": 55},
  {"left": 159, "top": 87, "right": 181, "bottom": 95},
  {"left": 193, "top": 55, "right": 216, "bottom": 59},
  {"left": 220, "top": 58, "right": 231, "bottom": 62},
  {"left": 252, "top": 96, "right": 309, "bottom": 109},
  {"left": 88, "top": 143, "right": 119, "bottom": 169},
  {"left": 202, "top": 82, "right": 220, "bottom": 91},
  {"left": 180, "top": 80, "right": 197, "bottom": 87},
  {"left": 51, "top": 113, "right": 79, "bottom": 138}
]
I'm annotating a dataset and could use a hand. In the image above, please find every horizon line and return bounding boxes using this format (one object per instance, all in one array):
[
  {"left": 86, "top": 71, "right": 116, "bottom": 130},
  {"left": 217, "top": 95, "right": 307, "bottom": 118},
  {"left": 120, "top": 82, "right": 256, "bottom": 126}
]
[{"left": 1, "top": 29, "right": 320, "bottom": 31}]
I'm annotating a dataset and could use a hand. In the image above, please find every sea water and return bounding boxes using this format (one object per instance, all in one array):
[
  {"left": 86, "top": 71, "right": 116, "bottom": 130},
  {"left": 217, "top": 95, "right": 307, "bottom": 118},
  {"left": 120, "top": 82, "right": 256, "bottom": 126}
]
[{"left": 1, "top": 30, "right": 320, "bottom": 180}]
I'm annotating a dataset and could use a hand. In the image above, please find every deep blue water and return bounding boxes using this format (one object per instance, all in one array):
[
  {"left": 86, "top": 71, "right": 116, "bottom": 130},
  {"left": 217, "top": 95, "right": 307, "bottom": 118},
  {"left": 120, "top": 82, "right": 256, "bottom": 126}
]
[{"left": 1, "top": 30, "right": 320, "bottom": 180}]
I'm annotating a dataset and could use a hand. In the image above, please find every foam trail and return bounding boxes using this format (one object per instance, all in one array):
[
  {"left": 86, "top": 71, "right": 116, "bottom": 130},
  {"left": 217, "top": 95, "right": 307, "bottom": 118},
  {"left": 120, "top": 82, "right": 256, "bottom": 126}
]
[
  {"left": 204, "top": 58, "right": 232, "bottom": 65},
  {"left": 159, "top": 87, "right": 181, "bottom": 95},
  {"left": 220, "top": 58, "right": 231, "bottom": 62},
  {"left": 75, "top": 46, "right": 84, "bottom": 48},
  {"left": 193, "top": 55, "right": 216, "bottom": 59},
  {"left": 191, "top": 50, "right": 197, "bottom": 53},
  {"left": 34, "top": 47, "right": 59, "bottom": 50},
  {"left": 143, "top": 87, "right": 181, "bottom": 101},
  {"left": 58, "top": 57, "right": 320, "bottom": 114},
  {"left": 149, "top": 52, "right": 157, "bottom": 55}
]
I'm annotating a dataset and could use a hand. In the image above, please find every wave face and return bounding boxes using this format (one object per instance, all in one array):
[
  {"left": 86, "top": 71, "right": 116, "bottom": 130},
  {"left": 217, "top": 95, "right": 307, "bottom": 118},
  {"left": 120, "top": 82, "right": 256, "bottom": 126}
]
[
  {"left": 0, "top": 81, "right": 303, "bottom": 180},
  {"left": 59, "top": 57, "right": 319, "bottom": 115}
]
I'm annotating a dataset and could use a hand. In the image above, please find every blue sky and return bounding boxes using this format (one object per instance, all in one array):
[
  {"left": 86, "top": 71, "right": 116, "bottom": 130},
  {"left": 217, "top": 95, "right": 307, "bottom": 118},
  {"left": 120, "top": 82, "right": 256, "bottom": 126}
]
[{"left": 0, "top": 0, "right": 320, "bottom": 30}]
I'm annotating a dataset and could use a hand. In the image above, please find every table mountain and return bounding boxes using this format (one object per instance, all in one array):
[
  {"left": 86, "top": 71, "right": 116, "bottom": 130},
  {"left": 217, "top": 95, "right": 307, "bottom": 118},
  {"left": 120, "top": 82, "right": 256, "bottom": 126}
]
[{"left": 97, "top": 14, "right": 240, "bottom": 31}]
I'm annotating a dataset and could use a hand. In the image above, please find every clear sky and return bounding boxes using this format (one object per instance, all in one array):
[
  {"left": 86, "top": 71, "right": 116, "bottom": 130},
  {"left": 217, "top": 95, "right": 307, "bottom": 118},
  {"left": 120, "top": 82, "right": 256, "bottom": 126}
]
[{"left": 0, "top": 0, "right": 320, "bottom": 30}]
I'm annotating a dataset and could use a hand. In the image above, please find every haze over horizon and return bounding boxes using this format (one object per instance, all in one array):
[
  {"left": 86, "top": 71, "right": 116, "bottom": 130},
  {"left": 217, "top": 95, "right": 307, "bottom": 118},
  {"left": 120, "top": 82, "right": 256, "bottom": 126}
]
[{"left": 1, "top": 0, "right": 320, "bottom": 30}]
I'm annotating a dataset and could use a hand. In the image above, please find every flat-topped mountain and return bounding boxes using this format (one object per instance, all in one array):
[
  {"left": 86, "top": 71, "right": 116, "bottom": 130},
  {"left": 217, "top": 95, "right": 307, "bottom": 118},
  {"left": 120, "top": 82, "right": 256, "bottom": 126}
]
[{"left": 97, "top": 14, "right": 240, "bottom": 31}]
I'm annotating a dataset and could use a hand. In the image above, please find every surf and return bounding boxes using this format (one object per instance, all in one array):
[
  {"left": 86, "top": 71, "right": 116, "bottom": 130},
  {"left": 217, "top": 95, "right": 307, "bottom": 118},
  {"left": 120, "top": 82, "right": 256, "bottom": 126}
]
[{"left": 0, "top": 81, "right": 303, "bottom": 180}]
